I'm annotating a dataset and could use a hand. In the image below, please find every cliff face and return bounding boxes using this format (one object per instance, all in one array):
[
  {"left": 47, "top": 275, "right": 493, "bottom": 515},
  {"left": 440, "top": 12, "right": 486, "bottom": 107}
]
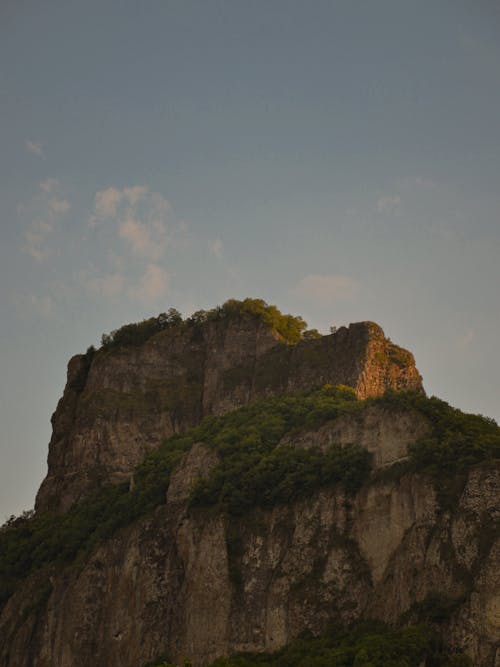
[
  {"left": 35, "top": 317, "right": 423, "bottom": 513},
  {"left": 1, "top": 410, "right": 498, "bottom": 667},
  {"left": 6, "top": 306, "right": 499, "bottom": 667}
]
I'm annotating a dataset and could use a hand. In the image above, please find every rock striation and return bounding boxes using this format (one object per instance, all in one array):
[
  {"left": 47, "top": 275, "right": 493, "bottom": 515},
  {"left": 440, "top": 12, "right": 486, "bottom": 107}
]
[{"left": 36, "top": 315, "right": 423, "bottom": 513}]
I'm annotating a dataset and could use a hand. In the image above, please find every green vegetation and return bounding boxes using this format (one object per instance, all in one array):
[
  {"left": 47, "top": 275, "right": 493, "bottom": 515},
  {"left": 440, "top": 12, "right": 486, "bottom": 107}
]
[
  {"left": 185, "top": 298, "right": 307, "bottom": 344},
  {"left": 373, "top": 345, "right": 411, "bottom": 369},
  {"left": 99, "top": 298, "right": 310, "bottom": 351},
  {"left": 0, "top": 437, "right": 191, "bottom": 609},
  {"left": 0, "top": 385, "right": 362, "bottom": 609},
  {"left": 189, "top": 385, "right": 368, "bottom": 514},
  {"left": 144, "top": 621, "right": 471, "bottom": 667},
  {"left": 2, "top": 385, "right": 499, "bottom": 612},
  {"left": 100, "top": 308, "right": 183, "bottom": 349},
  {"left": 401, "top": 593, "right": 466, "bottom": 626},
  {"left": 374, "top": 390, "right": 500, "bottom": 475}
]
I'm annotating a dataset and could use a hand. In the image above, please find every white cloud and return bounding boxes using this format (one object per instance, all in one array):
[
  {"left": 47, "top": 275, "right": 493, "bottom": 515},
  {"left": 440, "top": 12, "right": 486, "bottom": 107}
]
[
  {"left": 48, "top": 197, "right": 70, "bottom": 215},
  {"left": 90, "top": 185, "right": 151, "bottom": 224},
  {"left": 25, "top": 140, "right": 45, "bottom": 159},
  {"left": 119, "top": 216, "right": 166, "bottom": 260},
  {"left": 39, "top": 178, "right": 60, "bottom": 194},
  {"left": 20, "top": 180, "right": 70, "bottom": 261},
  {"left": 295, "top": 274, "right": 359, "bottom": 304},
  {"left": 89, "top": 185, "right": 170, "bottom": 259},
  {"left": 122, "top": 185, "right": 149, "bottom": 206},
  {"left": 376, "top": 195, "right": 401, "bottom": 213},
  {"left": 129, "top": 263, "right": 170, "bottom": 305},
  {"left": 92, "top": 187, "right": 123, "bottom": 221},
  {"left": 22, "top": 220, "right": 54, "bottom": 261},
  {"left": 209, "top": 238, "right": 223, "bottom": 259}
]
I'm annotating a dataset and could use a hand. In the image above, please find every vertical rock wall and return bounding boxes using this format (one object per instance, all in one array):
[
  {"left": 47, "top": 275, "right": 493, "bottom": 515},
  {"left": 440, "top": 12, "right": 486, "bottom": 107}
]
[{"left": 35, "top": 317, "right": 423, "bottom": 512}]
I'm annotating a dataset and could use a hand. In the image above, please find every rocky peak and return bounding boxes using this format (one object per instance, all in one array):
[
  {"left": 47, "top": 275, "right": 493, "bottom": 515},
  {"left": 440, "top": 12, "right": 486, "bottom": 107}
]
[{"left": 35, "top": 300, "right": 423, "bottom": 513}]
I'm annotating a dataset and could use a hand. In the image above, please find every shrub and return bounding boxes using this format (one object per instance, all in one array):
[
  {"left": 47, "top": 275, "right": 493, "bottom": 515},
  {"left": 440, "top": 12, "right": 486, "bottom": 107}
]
[
  {"left": 186, "top": 298, "right": 308, "bottom": 344},
  {"left": 372, "top": 391, "right": 500, "bottom": 475},
  {"left": 100, "top": 308, "right": 184, "bottom": 350}
]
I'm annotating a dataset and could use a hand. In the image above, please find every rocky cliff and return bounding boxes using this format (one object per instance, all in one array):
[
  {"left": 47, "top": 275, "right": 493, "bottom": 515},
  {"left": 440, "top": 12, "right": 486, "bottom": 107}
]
[
  {"left": 1, "top": 301, "right": 498, "bottom": 667},
  {"left": 36, "top": 310, "right": 423, "bottom": 513},
  {"left": 1, "top": 406, "right": 498, "bottom": 667}
]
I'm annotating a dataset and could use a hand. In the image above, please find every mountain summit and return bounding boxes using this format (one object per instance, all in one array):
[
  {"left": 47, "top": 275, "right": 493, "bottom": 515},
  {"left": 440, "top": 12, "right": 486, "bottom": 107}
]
[{"left": 36, "top": 299, "right": 423, "bottom": 513}]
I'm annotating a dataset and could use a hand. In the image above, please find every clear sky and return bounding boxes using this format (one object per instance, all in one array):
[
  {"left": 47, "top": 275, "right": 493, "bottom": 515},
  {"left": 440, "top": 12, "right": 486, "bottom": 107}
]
[{"left": 1, "top": 0, "right": 500, "bottom": 520}]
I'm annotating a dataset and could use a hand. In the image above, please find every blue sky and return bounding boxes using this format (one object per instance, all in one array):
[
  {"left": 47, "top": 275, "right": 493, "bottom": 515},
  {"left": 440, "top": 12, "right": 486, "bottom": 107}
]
[{"left": 1, "top": 0, "right": 500, "bottom": 519}]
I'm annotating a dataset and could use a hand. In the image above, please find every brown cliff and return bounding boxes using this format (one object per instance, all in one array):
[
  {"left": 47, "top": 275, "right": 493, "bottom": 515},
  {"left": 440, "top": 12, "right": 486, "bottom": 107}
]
[
  {"left": 1, "top": 301, "right": 499, "bottom": 667},
  {"left": 36, "top": 313, "right": 423, "bottom": 513},
  {"left": 1, "top": 411, "right": 498, "bottom": 667}
]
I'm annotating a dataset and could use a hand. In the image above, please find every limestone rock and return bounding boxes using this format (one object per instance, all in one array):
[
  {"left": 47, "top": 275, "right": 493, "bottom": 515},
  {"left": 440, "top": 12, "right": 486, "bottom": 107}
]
[
  {"left": 2, "top": 456, "right": 498, "bottom": 667},
  {"left": 36, "top": 317, "right": 423, "bottom": 513}
]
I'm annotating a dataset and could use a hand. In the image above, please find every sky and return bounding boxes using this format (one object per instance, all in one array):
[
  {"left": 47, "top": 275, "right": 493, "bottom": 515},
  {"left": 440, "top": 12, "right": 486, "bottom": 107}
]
[{"left": 1, "top": 0, "right": 500, "bottom": 520}]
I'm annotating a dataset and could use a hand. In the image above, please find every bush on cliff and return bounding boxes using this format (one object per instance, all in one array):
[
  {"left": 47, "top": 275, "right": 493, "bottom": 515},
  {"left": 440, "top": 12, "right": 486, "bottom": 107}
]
[
  {"left": 185, "top": 298, "right": 307, "bottom": 344},
  {"left": 99, "top": 298, "right": 310, "bottom": 351},
  {"left": 373, "top": 390, "right": 500, "bottom": 475},
  {"left": 100, "top": 308, "right": 182, "bottom": 349}
]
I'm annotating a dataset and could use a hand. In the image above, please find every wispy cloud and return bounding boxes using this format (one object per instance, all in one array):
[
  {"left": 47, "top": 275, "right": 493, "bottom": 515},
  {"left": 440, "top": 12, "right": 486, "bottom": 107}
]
[
  {"left": 91, "top": 187, "right": 123, "bottom": 221},
  {"left": 20, "top": 180, "right": 70, "bottom": 261},
  {"left": 294, "top": 274, "right": 359, "bottom": 304},
  {"left": 414, "top": 177, "right": 436, "bottom": 189},
  {"left": 25, "top": 140, "right": 45, "bottom": 159},
  {"left": 40, "top": 178, "right": 61, "bottom": 194},
  {"left": 119, "top": 217, "right": 165, "bottom": 260},
  {"left": 376, "top": 195, "right": 401, "bottom": 213},
  {"left": 22, "top": 220, "right": 54, "bottom": 261},
  {"left": 89, "top": 185, "right": 170, "bottom": 260},
  {"left": 208, "top": 238, "right": 223, "bottom": 259},
  {"left": 48, "top": 197, "right": 70, "bottom": 215},
  {"left": 129, "top": 263, "right": 170, "bottom": 304}
]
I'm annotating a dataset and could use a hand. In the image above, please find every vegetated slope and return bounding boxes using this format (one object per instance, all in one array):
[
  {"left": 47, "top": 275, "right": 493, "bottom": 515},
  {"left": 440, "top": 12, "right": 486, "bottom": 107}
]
[
  {"left": 145, "top": 620, "right": 472, "bottom": 667},
  {"left": 1, "top": 384, "right": 499, "bottom": 667},
  {"left": 35, "top": 298, "right": 423, "bottom": 513}
]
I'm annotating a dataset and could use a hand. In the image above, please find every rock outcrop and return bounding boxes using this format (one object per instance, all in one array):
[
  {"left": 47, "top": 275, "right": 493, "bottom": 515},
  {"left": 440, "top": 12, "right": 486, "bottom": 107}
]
[
  {"left": 4, "top": 304, "right": 498, "bottom": 667},
  {"left": 1, "top": 441, "right": 498, "bottom": 667},
  {"left": 36, "top": 316, "right": 423, "bottom": 513}
]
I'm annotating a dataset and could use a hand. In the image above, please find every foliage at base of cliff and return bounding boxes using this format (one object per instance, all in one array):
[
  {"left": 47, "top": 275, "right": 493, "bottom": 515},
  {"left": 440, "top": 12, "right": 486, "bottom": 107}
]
[{"left": 145, "top": 621, "right": 471, "bottom": 667}]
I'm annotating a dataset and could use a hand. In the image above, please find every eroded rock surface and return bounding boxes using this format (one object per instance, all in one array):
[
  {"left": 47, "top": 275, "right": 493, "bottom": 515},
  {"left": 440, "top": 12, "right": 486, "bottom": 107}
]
[
  {"left": 7, "top": 311, "right": 497, "bottom": 667},
  {"left": 36, "top": 317, "right": 423, "bottom": 512},
  {"left": 2, "top": 452, "right": 498, "bottom": 667}
]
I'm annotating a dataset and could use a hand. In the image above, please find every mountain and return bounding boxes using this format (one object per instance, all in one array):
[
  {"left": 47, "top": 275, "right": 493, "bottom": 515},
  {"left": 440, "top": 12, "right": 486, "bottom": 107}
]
[{"left": 0, "top": 299, "right": 498, "bottom": 667}]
